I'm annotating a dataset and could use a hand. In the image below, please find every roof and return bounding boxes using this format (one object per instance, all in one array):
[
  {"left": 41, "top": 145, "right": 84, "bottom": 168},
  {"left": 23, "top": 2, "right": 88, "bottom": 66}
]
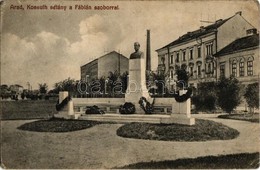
[
  {"left": 81, "top": 51, "right": 127, "bottom": 67},
  {"left": 98, "top": 51, "right": 128, "bottom": 60},
  {"left": 156, "top": 16, "right": 233, "bottom": 51},
  {"left": 215, "top": 34, "right": 259, "bottom": 57}
]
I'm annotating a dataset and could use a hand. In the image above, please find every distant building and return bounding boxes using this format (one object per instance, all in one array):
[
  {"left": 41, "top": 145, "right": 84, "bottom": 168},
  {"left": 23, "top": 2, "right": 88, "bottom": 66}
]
[
  {"left": 9, "top": 84, "right": 23, "bottom": 94},
  {"left": 156, "top": 11, "right": 256, "bottom": 89},
  {"left": 80, "top": 51, "right": 129, "bottom": 81},
  {"left": 215, "top": 31, "right": 259, "bottom": 85}
]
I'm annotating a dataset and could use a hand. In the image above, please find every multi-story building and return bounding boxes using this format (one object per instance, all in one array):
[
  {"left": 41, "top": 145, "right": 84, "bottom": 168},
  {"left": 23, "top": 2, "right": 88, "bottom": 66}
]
[
  {"left": 215, "top": 30, "right": 259, "bottom": 85},
  {"left": 156, "top": 11, "right": 255, "bottom": 89},
  {"left": 80, "top": 51, "right": 129, "bottom": 81}
]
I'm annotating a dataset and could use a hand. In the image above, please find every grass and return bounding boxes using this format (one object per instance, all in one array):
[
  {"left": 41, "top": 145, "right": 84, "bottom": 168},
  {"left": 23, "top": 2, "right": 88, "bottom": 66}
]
[
  {"left": 117, "top": 152, "right": 259, "bottom": 169},
  {"left": 218, "top": 113, "right": 259, "bottom": 123},
  {"left": 17, "top": 118, "right": 101, "bottom": 132},
  {"left": 1, "top": 100, "right": 57, "bottom": 120},
  {"left": 117, "top": 119, "right": 239, "bottom": 141}
]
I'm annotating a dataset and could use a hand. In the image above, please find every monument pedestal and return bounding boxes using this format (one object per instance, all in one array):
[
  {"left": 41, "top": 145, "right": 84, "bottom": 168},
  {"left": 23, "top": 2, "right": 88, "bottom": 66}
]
[
  {"left": 161, "top": 90, "right": 195, "bottom": 125},
  {"left": 55, "top": 91, "right": 76, "bottom": 119},
  {"left": 125, "top": 56, "right": 151, "bottom": 114}
]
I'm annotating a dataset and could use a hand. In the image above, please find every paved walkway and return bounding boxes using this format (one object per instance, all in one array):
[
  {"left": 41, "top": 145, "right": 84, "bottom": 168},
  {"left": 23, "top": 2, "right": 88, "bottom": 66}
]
[{"left": 1, "top": 116, "right": 259, "bottom": 169}]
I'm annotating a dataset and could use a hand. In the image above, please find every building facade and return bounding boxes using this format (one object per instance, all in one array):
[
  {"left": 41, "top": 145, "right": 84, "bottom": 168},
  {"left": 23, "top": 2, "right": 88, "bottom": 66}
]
[
  {"left": 156, "top": 11, "right": 255, "bottom": 89},
  {"left": 215, "top": 31, "right": 259, "bottom": 85},
  {"left": 80, "top": 51, "right": 129, "bottom": 81}
]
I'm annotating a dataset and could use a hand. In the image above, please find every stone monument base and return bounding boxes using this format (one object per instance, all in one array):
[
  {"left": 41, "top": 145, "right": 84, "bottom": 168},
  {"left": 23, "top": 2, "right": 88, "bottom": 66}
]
[
  {"left": 160, "top": 90, "right": 195, "bottom": 126},
  {"left": 54, "top": 92, "right": 76, "bottom": 119},
  {"left": 54, "top": 111, "right": 74, "bottom": 119},
  {"left": 160, "top": 115, "right": 195, "bottom": 125}
]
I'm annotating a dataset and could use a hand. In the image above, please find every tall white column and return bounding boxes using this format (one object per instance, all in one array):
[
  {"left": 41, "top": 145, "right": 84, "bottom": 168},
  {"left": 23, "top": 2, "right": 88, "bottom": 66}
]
[{"left": 125, "top": 57, "right": 150, "bottom": 114}]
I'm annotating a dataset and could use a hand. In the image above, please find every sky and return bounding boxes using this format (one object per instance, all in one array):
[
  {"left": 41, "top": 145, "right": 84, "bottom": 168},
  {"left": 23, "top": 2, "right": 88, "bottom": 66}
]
[{"left": 1, "top": 0, "right": 259, "bottom": 90}]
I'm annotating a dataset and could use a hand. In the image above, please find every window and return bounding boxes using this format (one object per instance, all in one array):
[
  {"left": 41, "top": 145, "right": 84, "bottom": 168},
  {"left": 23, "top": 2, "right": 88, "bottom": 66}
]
[
  {"left": 239, "top": 59, "right": 244, "bottom": 76},
  {"left": 170, "top": 55, "right": 173, "bottom": 64},
  {"left": 176, "top": 52, "right": 179, "bottom": 63},
  {"left": 161, "top": 56, "right": 165, "bottom": 64},
  {"left": 247, "top": 57, "right": 253, "bottom": 76},
  {"left": 190, "top": 66, "right": 193, "bottom": 77},
  {"left": 183, "top": 51, "right": 186, "bottom": 61},
  {"left": 198, "top": 46, "right": 201, "bottom": 58},
  {"left": 206, "top": 42, "right": 213, "bottom": 56},
  {"left": 190, "top": 48, "right": 193, "bottom": 60},
  {"left": 170, "top": 70, "right": 174, "bottom": 79},
  {"left": 198, "top": 65, "right": 201, "bottom": 76},
  {"left": 208, "top": 63, "right": 211, "bottom": 73},
  {"left": 231, "top": 60, "right": 237, "bottom": 77},
  {"left": 220, "top": 64, "right": 225, "bottom": 77}
]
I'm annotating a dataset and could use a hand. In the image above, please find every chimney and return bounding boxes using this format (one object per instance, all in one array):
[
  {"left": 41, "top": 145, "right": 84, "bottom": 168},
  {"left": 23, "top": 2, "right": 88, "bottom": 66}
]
[
  {"left": 236, "top": 11, "right": 242, "bottom": 16},
  {"left": 200, "top": 26, "right": 205, "bottom": 32},
  {"left": 146, "top": 29, "right": 151, "bottom": 71},
  {"left": 246, "top": 28, "right": 257, "bottom": 36},
  {"left": 215, "top": 19, "right": 223, "bottom": 24}
]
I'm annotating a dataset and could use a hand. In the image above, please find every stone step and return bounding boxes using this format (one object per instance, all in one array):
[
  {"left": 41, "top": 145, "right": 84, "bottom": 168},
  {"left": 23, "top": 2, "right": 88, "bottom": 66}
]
[{"left": 79, "top": 114, "right": 171, "bottom": 123}]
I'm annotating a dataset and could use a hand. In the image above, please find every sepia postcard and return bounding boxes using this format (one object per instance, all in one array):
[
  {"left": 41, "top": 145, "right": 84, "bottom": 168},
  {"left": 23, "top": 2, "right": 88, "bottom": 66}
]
[{"left": 1, "top": 0, "right": 259, "bottom": 169}]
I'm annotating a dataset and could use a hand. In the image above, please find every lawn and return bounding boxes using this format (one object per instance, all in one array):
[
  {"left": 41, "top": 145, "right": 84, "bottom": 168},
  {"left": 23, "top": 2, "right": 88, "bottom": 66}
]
[
  {"left": 117, "top": 119, "right": 239, "bottom": 141},
  {"left": 17, "top": 118, "right": 101, "bottom": 132},
  {"left": 218, "top": 113, "right": 259, "bottom": 123},
  {"left": 1, "top": 100, "right": 57, "bottom": 120},
  {"left": 117, "top": 152, "right": 259, "bottom": 169}
]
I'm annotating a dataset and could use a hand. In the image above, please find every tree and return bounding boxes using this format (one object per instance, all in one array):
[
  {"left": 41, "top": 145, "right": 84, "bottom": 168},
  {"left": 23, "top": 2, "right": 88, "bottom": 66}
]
[
  {"left": 192, "top": 82, "right": 217, "bottom": 112},
  {"left": 107, "top": 71, "right": 120, "bottom": 95},
  {"left": 119, "top": 71, "right": 128, "bottom": 93},
  {"left": 39, "top": 83, "right": 48, "bottom": 94},
  {"left": 53, "top": 78, "right": 77, "bottom": 96},
  {"left": 216, "top": 76, "right": 242, "bottom": 114},
  {"left": 175, "top": 65, "right": 189, "bottom": 89},
  {"left": 244, "top": 83, "right": 259, "bottom": 113},
  {"left": 152, "top": 71, "right": 167, "bottom": 95}
]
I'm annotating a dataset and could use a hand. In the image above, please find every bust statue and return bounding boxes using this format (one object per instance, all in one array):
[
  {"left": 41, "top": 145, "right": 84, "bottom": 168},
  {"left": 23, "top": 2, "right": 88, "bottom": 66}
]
[{"left": 130, "top": 42, "right": 144, "bottom": 59}]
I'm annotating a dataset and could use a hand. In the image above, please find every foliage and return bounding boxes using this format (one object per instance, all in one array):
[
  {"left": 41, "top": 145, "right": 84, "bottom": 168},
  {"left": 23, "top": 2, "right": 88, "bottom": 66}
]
[
  {"left": 175, "top": 65, "right": 189, "bottom": 88},
  {"left": 53, "top": 77, "right": 77, "bottom": 95},
  {"left": 150, "top": 71, "right": 167, "bottom": 95},
  {"left": 17, "top": 118, "right": 100, "bottom": 132},
  {"left": 39, "top": 83, "right": 48, "bottom": 94},
  {"left": 139, "top": 97, "right": 155, "bottom": 114},
  {"left": 118, "top": 153, "right": 259, "bottom": 169},
  {"left": 85, "top": 105, "right": 105, "bottom": 114},
  {"left": 244, "top": 83, "right": 259, "bottom": 112},
  {"left": 192, "top": 95, "right": 216, "bottom": 112},
  {"left": 84, "top": 71, "right": 128, "bottom": 97},
  {"left": 192, "top": 82, "right": 217, "bottom": 112},
  {"left": 119, "top": 102, "right": 136, "bottom": 114},
  {"left": 106, "top": 70, "right": 121, "bottom": 95},
  {"left": 21, "top": 93, "right": 25, "bottom": 99},
  {"left": 119, "top": 71, "right": 128, "bottom": 93},
  {"left": 116, "top": 119, "right": 239, "bottom": 141},
  {"left": 216, "top": 76, "right": 241, "bottom": 114},
  {"left": 218, "top": 113, "right": 259, "bottom": 123},
  {"left": 0, "top": 84, "right": 9, "bottom": 94}
]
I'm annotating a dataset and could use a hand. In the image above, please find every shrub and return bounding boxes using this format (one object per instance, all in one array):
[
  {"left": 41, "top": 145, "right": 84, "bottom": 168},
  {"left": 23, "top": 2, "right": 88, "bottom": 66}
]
[
  {"left": 244, "top": 83, "right": 259, "bottom": 113},
  {"left": 85, "top": 105, "right": 105, "bottom": 114},
  {"left": 216, "top": 76, "right": 241, "bottom": 114},
  {"left": 119, "top": 102, "right": 135, "bottom": 114},
  {"left": 21, "top": 93, "right": 25, "bottom": 100},
  {"left": 192, "top": 82, "right": 217, "bottom": 112}
]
